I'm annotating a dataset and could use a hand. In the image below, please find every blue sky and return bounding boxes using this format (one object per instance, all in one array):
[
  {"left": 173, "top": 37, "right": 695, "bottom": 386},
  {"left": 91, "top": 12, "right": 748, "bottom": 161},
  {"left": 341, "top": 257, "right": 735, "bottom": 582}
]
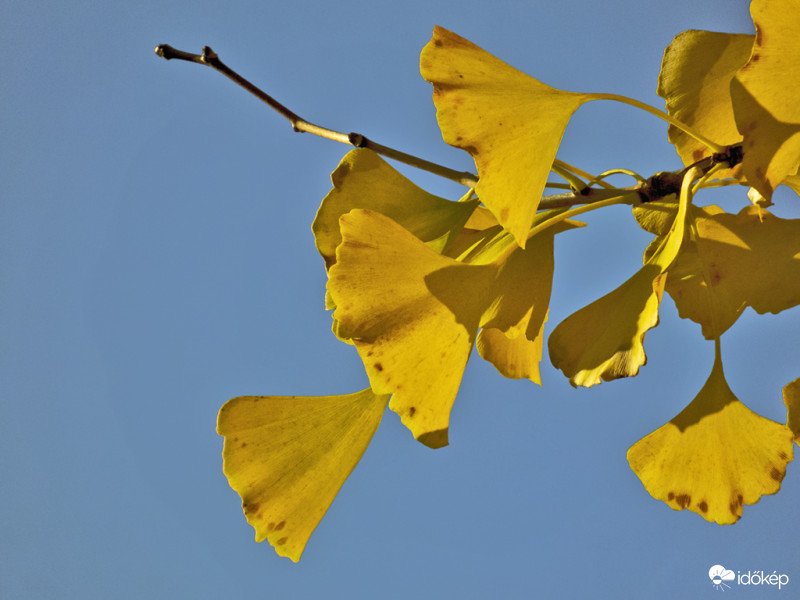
[{"left": 3, "top": 0, "right": 799, "bottom": 598}]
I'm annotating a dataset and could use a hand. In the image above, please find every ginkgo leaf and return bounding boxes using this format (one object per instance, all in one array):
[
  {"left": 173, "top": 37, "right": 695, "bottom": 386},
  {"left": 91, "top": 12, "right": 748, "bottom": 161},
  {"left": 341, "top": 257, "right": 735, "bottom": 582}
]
[
  {"left": 628, "top": 348, "right": 794, "bottom": 524},
  {"left": 475, "top": 218, "right": 576, "bottom": 382},
  {"left": 548, "top": 170, "right": 693, "bottom": 387},
  {"left": 328, "top": 209, "right": 497, "bottom": 448},
  {"left": 217, "top": 389, "right": 389, "bottom": 562},
  {"left": 658, "top": 30, "right": 752, "bottom": 175},
  {"left": 420, "top": 26, "right": 602, "bottom": 247},
  {"left": 548, "top": 264, "right": 666, "bottom": 387},
  {"left": 784, "top": 377, "right": 800, "bottom": 445},
  {"left": 632, "top": 197, "right": 679, "bottom": 236},
  {"left": 327, "top": 209, "right": 572, "bottom": 446},
  {"left": 782, "top": 172, "right": 800, "bottom": 198},
  {"left": 732, "top": 0, "right": 800, "bottom": 199},
  {"left": 477, "top": 311, "right": 546, "bottom": 383},
  {"left": 640, "top": 203, "right": 800, "bottom": 339},
  {"left": 312, "top": 148, "right": 479, "bottom": 270}
]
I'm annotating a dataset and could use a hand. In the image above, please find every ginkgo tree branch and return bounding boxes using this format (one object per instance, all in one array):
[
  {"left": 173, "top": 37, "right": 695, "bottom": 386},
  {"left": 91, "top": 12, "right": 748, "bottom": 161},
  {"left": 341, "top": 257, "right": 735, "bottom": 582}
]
[
  {"left": 154, "top": 44, "right": 478, "bottom": 187},
  {"left": 154, "top": 44, "right": 742, "bottom": 211}
]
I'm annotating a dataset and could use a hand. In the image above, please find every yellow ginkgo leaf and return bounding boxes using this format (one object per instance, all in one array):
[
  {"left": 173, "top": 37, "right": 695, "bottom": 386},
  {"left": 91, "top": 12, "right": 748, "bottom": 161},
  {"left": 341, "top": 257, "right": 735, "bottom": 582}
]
[
  {"left": 327, "top": 208, "right": 572, "bottom": 446},
  {"left": 732, "top": 0, "right": 800, "bottom": 199},
  {"left": 420, "top": 26, "right": 600, "bottom": 247},
  {"left": 312, "top": 148, "right": 479, "bottom": 270},
  {"left": 628, "top": 348, "right": 794, "bottom": 524},
  {"left": 785, "top": 377, "right": 800, "bottom": 445},
  {"left": 632, "top": 197, "right": 679, "bottom": 237},
  {"left": 328, "top": 209, "right": 497, "bottom": 448},
  {"left": 658, "top": 30, "right": 752, "bottom": 175},
  {"left": 216, "top": 389, "right": 389, "bottom": 562},
  {"left": 548, "top": 265, "right": 666, "bottom": 387},
  {"left": 548, "top": 169, "right": 694, "bottom": 387},
  {"left": 477, "top": 310, "right": 546, "bottom": 383},
  {"left": 642, "top": 204, "right": 800, "bottom": 339},
  {"left": 475, "top": 218, "right": 576, "bottom": 382}
]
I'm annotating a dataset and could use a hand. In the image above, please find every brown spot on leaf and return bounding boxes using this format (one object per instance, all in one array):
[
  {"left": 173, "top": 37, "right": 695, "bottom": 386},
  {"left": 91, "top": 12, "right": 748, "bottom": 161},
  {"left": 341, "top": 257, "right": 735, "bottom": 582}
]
[
  {"left": 729, "top": 493, "right": 744, "bottom": 516},
  {"left": 434, "top": 39, "right": 443, "bottom": 47},
  {"left": 245, "top": 501, "right": 261, "bottom": 514},
  {"left": 779, "top": 451, "right": 789, "bottom": 461},
  {"left": 698, "top": 501, "right": 708, "bottom": 513},
  {"left": 344, "top": 240, "right": 379, "bottom": 250},
  {"left": 275, "top": 520, "right": 286, "bottom": 531},
  {"left": 692, "top": 149, "right": 705, "bottom": 162},
  {"left": 675, "top": 494, "right": 691, "bottom": 508},
  {"left": 667, "top": 492, "right": 675, "bottom": 501},
  {"left": 240, "top": 442, "right": 248, "bottom": 448},
  {"left": 409, "top": 407, "right": 416, "bottom": 417},
  {"left": 770, "top": 467, "right": 784, "bottom": 482},
  {"left": 276, "top": 536, "right": 288, "bottom": 545},
  {"left": 374, "top": 362, "right": 383, "bottom": 372}
]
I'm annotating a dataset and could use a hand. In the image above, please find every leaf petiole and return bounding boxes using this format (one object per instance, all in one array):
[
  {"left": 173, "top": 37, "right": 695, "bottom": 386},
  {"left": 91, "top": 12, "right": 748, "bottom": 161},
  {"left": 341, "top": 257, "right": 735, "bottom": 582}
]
[{"left": 591, "top": 93, "right": 726, "bottom": 154}]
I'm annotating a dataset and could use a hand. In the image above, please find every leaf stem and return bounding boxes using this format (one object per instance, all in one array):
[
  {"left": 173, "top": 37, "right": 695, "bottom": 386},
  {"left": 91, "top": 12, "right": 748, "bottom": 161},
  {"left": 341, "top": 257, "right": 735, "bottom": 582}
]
[
  {"left": 591, "top": 93, "right": 726, "bottom": 154},
  {"left": 553, "top": 159, "right": 615, "bottom": 190},
  {"left": 525, "top": 192, "right": 636, "bottom": 241}
]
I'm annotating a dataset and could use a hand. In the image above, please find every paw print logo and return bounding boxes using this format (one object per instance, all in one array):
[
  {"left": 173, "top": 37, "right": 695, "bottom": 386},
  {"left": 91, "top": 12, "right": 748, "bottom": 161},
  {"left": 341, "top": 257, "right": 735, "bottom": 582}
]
[{"left": 709, "top": 565, "right": 735, "bottom": 591}]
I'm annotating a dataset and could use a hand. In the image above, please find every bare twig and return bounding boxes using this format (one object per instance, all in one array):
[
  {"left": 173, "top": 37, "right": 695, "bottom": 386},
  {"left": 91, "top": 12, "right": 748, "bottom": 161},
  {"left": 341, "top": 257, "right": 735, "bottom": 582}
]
[{"left": 154, "top": 44, "right": 478, "bottom": 187}]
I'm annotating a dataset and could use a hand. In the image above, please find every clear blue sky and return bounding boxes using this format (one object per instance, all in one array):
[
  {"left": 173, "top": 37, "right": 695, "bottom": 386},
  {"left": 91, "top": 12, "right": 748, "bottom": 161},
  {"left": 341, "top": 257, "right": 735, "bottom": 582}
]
[{"left": 3, "top": 0, "right": 798, "bottom": 598}]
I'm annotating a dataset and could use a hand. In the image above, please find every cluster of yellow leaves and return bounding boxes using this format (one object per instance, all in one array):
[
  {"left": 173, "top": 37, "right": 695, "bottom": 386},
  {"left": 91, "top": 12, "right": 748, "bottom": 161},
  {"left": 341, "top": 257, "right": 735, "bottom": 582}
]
[{"left": 217, "top": 0, "right": 800, "bottom": 560}]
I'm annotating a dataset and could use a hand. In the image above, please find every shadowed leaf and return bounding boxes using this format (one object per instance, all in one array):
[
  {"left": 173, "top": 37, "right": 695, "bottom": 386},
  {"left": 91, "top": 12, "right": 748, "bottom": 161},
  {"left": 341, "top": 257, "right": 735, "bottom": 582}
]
[
  {"left": 549, "top": 171, "right": 692, "bottom": 387},
  {"left": 639, "top": 203, "right": 800, "bottom": 338},
  {"left": 785, "top": 377, "right": 800, "bottom": 445},
  {"left": 658, "top": 30, "right": 752, "bottom": 178},
  {"left": 732, "top": 0, "right": 800, "bottom": 199}
]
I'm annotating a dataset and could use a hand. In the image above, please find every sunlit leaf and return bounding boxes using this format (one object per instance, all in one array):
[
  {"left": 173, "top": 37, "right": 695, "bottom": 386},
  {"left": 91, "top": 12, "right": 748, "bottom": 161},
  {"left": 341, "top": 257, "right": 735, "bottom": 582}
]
[
  {"left": 732, "top": 0, "right": 800, "bottom": 199},
  {"left": 658, "top": 30, "right": 752, "bottom": 176},
  {"left": 420, "top": 26, "right": 601, "bottom": 246},
  {"left": 313, "top": 148, "right": 478, "bottom": 270},
  {"left": 217, "top": 389, "right": 389, "bottom": 561},
  {"left": 628, "top": 348, "right": 793, "bottom": 524},
  {"left": 785, "top": 377, "right": 800, "bottom": 445},
  {"left": 328, "top": 209, "right": 497, "bottom": 448},
  {"left": 328, "top": 209, "right": 574, "bottom": 445}
]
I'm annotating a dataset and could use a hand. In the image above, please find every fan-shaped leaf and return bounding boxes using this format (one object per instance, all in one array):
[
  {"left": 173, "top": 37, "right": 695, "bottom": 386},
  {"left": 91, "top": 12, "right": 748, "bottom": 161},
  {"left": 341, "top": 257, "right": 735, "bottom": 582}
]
[{"left": 217, "top": 389, "right": 389, "bottom": 561}]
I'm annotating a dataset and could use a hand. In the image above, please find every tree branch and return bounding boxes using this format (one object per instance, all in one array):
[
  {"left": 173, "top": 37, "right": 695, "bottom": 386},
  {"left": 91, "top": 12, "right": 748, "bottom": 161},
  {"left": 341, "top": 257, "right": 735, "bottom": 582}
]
[{"left": 154, "top": 44, "right": 743, "bottom": 210}]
